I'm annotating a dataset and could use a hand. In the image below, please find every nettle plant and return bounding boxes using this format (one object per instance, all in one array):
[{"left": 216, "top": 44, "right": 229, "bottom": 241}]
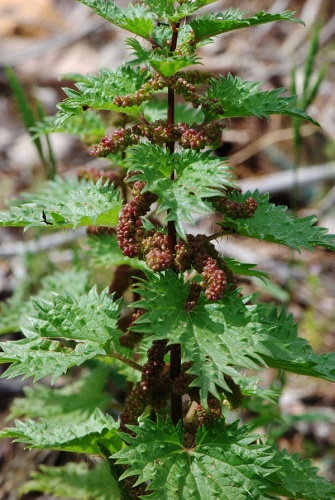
[{"left": 1, "top": 1, "right": 335, "bottom": 499}]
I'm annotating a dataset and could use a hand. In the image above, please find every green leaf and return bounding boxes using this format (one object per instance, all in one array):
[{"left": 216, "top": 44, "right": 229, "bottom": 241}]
[
  {"left": 149, "top": 54, "right": 200, "bottom": 77},
  {"left": 125, "top": 37, "right": 153, "bottom": 66},
  {"left": 128, "top": 144, "right": 234, "bottom": 239},
  {"left": 0, "top": 268, "right": 90, "bottom": 336},
  {"left": 31, "top": 111, "right": 105, "bottom": 145},
  {"left": 171, "top": 0, "right": 218, "bottom": 22},
  {"left": 133, "top": 271, "right": 335, "bottom": 404},
  {"left": 114, "top": 415, "right": 277, "bottom": 499},
  {"left": 77, "top": 0, "right": 155, "bottom": 40},
  {"left": 224, "top": 258, "right": 269, "bottom": 282},
  {"left": 203, "top": 74, "right": 319, "bottom": 125},
  {"left": 141, "top": 0, "right": 174, "bottom": 20},
  {"left": 190, "top": 9, "right": 304, "bottom": 42},
  {"left": 132, "top": 271, "right": 268, "bottom": 402},
  {"left": 267, "top": 449, "right": 335, "bottom": 499},
  {"left": 0, "top": 287, "right": 121, "bottom": 382},
  {"left": 256, "top": 305, "right": 335, "bottom": 382},
  {"left": 144, "top": 98, "right": 204, "bottom": 124},
  {"left": 217, "top": 191, "right": 335, "bottom": 252},
  {"left": 9, "top": 367, "right": 110, "bottom": 421},
  {"left": 54, "top": 66, "right": 150, "bottom": 126},
  {"left": 19, "top": 461, "right": 125, "bottom": 500},
  {"left": 0, "top": 408, "right": 121, "bottom": 455},
  {"left": 0, "top": 176, "right": 122, "bottom": 230},
  {"left": 0, "top": 337, "right": 104, "bottom": 382}
]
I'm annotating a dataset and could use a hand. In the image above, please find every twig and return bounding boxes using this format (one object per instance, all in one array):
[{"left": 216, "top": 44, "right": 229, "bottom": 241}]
[
  {"left": 108, "top": 351, "right": 144, "bottom": 373},
  {"left": 0, "top": 229, "right": 86, "bottom": 257},
  {"left": 236, "top": 162, "right": 335, "bottom": 195},
  {"left": 229, "top": 124, "right": 315, "bottom": 166}
]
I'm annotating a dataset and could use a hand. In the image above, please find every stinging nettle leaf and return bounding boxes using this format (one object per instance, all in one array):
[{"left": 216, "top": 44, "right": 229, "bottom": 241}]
[
  {"left": 203, "top": 74, "right": 319, "bottom": 125},
  {"left": 190, "top": 9, "right": 304, "bottom": 42},
  {"left": 114, "top": 416, "right": 335, "bottom": 499},
  {"left": 132, "top": 271, "right": 335, "bottom": 405},
  {"left": 19, "top": 461, "right": 124, "bottom": 500},
  {"left": 0, "top": 176, "right": 122, "bottom": 230},
  {"left": 128, "top": 144, "right": 234, "bottom": 239},
  {"left": 132, "top": 271, "right": 270, "bottom": 402},
  {"left": 77, "top": 0, "right": 156, "bottom": 40},
  {"left": 267, "top": 449, "right": 335, "bottom": 499},
  {"left": 0, "top": 408, "right": 122, "bottom": 455},
  {"left": 114, "top": 415, "right": 278, "bottom": 499},
  {"left": 217, "top": 191, "right": 335, "bottom": 252},
  {"left": 9, "top": 366, "right": 111, "bottom": 421},
  {"left": 0, "top": 268, "right": 90, "bottom": 336},
  {"left": 149, "top": 54, "right": 200, "bottom": 77},
  {"left": 54, "top": 66, "right": 151, "bottom": 127},
  {"left": 0, "top": 287, "right": 121, "bottom": 382}
]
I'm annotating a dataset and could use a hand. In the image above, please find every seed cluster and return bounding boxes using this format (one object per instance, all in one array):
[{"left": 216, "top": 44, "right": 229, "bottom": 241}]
[
  {"left": 171, "top": 361, "right": 196, "bottom": 396},
  {"left": 118, "top": 181, "right": 236, "bottom": 302},
  {"left": 110, "top": 70, "right": 216, "bottom": 111},
  {"left": 116, "top": 180, "right": 158, "bottom": 258},
  {"left": 77, "top": 166, "right": 123, "bottom": 186},
  {"left": 195, "top": 394, "right": 223, "bottom": 426},
  {"left": 119, "top": 340, "right": 170, "bottom": 434},
  {"left": 212, "top": 194, "right": 258, "bottom": 219},
  {"left": 142, "top": 232, "right": 173, "bottom": 271},
  {"left": 91, "top": 120, "right": 224, "bottom": 157}
]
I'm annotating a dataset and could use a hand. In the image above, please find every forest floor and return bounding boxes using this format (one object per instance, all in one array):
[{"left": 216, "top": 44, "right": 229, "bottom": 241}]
[{"left": 0, "top": 0, "right": 335, "bottom": 498}]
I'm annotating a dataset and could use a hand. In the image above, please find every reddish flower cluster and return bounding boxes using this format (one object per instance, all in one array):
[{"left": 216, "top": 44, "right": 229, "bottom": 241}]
[
  {"left": 213, "top": 194, "right": 258, "bottom": 219},
  {"left": 77, "top": 166, "right": 123, "bottom": 186},
  {"left": 171, "top": 361, "right": 196, "bottom": 396},
  {"left": 195, "top": 394, "right": 223, "bottom": 426},
  {"left": 119, "top": 340, "right": 170, "bottom": 434},
  {"left": 110, "top": 70, "right": 216, "bottom": 110},
  {"left": 181, "top": 234, "right": 235, "bottom": 303},
  {"left": 142, "top": 232, "right": 173, "bottom": 271},
  {"left": 112, "top": 76, "right": 165, "bottom": 108},
  {"left": 90, "top": 127, "right": 140, "bottom": 157},
  {"left": 91, "top": 120, "right": 224, "bottom": 157},
  {"left": 116, "top": 181, "right": 158, "bottom": 258},
  {"left": 118, "top": 184, "right": 235, "bottom": 302},
  {"left": 192, "top": 95, "right": 225, "bottom": 115}
]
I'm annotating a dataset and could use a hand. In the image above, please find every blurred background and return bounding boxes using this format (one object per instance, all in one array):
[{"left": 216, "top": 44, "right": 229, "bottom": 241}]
[{"left": 0, "top": 0, "right": 335, "bottom": 498}]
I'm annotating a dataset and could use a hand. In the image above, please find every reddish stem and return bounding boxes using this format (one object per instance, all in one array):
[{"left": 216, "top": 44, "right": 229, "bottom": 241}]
[{"left": 167, "top": 21, "right": 183, "bottom": 427}]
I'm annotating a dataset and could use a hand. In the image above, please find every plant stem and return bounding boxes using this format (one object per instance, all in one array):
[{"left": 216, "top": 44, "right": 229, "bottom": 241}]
[
  {"left": 167, "top": 21, "right": 183, "bottom": 427},
  {"left": 108, "top": 350, "right": 144, "bottom": 373}
]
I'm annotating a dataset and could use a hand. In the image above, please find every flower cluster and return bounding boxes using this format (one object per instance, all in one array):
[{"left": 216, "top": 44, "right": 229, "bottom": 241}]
[
  {"left": 192, "top": 95, "right": 225, "bottom": 115},
  {"left": 112, "top": 76, "right": 165, "bottom": 108},
  {"left": 77, "top": 166, "right": 123, "bottom": 186},
  {"left": 118, "top": 192, "right": 235, "bottom": 302},
  {"left": 110, "top": 71, "right": 215, "bottom": 111},
  {"left": 119, "top": 340, "right": 170, "bottom": 434},
  {"left": 212, "top": 193, "right": 258, "bottom": 219},
  {"left": 179, "top": 234, "right": 235, "bottom": 303},
  {"left": 174, "top": 29, "right": 197, "bottom": 56},
  {"left": 92, "top": 120, "right": 224, "bottom": 157},
  {"left": 171, "top": 361, "right": 196, "bottom": 396},
  {"left": 142, "top": 232, "right": 174, "bottom": 271},
  {"left": 195, "top": 394, "right": 223, "bottom": 426},
  {"left": 116, "top": 180, "right": 158, "bottom": 257},
  {"left": 90, "top": 127, "right": 140, "bottom": 157}
]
